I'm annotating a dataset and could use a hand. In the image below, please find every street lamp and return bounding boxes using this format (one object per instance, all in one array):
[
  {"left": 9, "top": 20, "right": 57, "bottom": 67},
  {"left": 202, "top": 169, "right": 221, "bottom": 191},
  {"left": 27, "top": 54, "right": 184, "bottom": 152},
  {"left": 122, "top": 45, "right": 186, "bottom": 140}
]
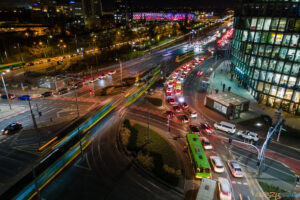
[
  {"left": 210, "top": 67, "right": 215, "bottom": 94},
  {"left": 1, "top": 72, "right": 12, "bottom": 109},
  {"left": 115, "top": 58, "right": 123, "bottom": 90}
]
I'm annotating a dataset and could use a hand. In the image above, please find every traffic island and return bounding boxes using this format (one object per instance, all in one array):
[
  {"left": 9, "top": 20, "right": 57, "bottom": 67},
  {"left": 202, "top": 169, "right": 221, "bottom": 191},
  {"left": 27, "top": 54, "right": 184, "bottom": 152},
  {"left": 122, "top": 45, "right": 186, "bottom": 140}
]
[
  {"left": 258, "top": 182, "right": 294, "bottom": 200},
  {"left": 120, "top": 119, "right": 182, "bottom": 186}
]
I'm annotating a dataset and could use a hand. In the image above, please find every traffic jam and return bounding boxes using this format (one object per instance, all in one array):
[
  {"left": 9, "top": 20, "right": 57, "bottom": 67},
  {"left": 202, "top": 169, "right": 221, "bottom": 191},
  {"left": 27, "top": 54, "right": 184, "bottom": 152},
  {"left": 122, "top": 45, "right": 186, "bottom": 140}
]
[{"left": 163, "top": 56, "right": 249, "bottom": 200}]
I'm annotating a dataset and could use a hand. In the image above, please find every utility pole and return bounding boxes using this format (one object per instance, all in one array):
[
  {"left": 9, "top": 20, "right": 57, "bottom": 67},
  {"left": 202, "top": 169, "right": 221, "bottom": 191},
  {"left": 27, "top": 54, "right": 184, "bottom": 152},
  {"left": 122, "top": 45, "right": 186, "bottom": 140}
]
[
  {"left": 28, "top": 99, "right": 40, "bottom": 147},
  {"left": 147, "top": 110, "right": 150, "bottom": 144},
  {"left": 167, "top": 117, "right": 170, "bottom": 133},
  {"left": 1, "top": 73, "right": 11, "bottom": 110}
]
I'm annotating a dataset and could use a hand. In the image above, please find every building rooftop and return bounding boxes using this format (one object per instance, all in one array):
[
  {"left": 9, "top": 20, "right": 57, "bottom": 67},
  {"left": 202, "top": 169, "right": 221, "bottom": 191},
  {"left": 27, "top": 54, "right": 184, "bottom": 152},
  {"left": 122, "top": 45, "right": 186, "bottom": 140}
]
[{"left": 206, "top": 92, "right": 250, "bottom": 107}]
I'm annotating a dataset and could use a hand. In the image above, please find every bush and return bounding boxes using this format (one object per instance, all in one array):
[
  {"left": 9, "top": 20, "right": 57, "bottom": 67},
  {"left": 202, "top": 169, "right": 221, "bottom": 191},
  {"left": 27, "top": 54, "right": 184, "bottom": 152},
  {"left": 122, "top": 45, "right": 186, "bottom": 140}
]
[
  {"left": 120, "top": 127, "right": 131, "bottom": 146},
  {"left": 146, "top": 97, "right": 162, "bottom": 106},
  {"left": 137, "top": 151, "right": 154, "bottom": 170}
]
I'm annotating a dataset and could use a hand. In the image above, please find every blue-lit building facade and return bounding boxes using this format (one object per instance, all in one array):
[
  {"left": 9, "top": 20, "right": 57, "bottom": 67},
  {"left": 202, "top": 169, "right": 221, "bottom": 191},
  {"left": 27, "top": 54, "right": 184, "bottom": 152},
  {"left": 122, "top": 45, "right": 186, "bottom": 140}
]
[{"left": 231, "top": 0, "right": 300, "bottom": 115}]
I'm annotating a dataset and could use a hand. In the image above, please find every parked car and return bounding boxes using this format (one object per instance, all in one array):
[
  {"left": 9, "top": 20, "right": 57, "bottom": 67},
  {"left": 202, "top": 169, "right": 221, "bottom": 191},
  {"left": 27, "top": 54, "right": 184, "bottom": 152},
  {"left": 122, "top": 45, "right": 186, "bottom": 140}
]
[
  {"left": 40, "top": 91, "right": 52, "bottom": 97},
  {"left": 189, "top": 125, "right": 200, "bottom": 134},
  {"left": 218, "top": 177, "right": 232, "bottom": 200},
  {"left": 166, "top": 88, "right": 172, "bottom": 93},
  {"left": 210, "top": 156, "right": 225, "bottom": 173},
  {"left": 2, "top": 122, "right": 22, "bottom": 135},
  {"left": 214, "top": 121, "right": 236, "bottom": 134},
  {"left": 227, "top": 160, "right": 244, "bottom": 178},
  {"left": 200, "top": 137, "right": 213, "bottom": 150},
  {"left": 18, "top": 95, "right": 31, "bottom": 101},
  {"left": 1, "top": 93, "right": 16, "bottom": 99},
  {"left": 71, "top": 82, "right": 83, "bottom": 90},
  {"left": 200, "top": 123, "right": 214, "bottom": 135}
]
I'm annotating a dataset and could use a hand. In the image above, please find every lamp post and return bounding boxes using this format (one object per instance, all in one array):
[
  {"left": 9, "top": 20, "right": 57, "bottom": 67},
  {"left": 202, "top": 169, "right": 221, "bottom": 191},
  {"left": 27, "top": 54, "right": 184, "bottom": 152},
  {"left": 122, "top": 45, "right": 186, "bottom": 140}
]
[
  {"left": 1, "top": 71, "right": 11, "bottom": 109},
  {"left": 210, "top": 67, "right": 215, "bottom": 94},
  {"left": 116, "top": 58, "right": 123, "bottom": 90}
]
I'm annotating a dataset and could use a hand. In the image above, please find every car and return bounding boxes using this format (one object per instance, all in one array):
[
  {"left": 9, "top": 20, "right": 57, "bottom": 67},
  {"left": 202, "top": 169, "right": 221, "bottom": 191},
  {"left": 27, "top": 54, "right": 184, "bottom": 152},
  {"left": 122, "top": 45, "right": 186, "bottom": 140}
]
[
  {"left": 2, "top": 122, "right": 22, "bottom": 135},
  {"left": 180, "top": 102, "right": 189, "bottom": 109},
  {"left": 18, "top": 95, "right": 31, "bottom": 101},
  {"left": 218, "top": 177, "right": 232, "bottom": 200},
  {"left": 236, "top": 130, "right": 259, "bottom": 142},
  {"left": 166, "top": 92, "right": 173, "bottom": 97},
  {"left": 183, "top": 70, "right": 188, "bottom": 74},
  {"left": 187, "top": 109, "right": 197, "bottom": 118},
  {"left": 1, "top": 93, "right": 16, "bottom": 99},
  {"left": 181, "top": 74, "right": 186, "bottom": 78},
  {"left": 167, "top": 98, "right": 176, "bottom": 105},
  {"left": 58, "top": 88, "right": 68, "bottom": 95},
  {"left": 200, "top": 137, "right": 213, "bottom": 150},
  {"left": 214, "top": 121, "right": 236, "bottom": 134},
  {"left": 189, "top": 125, "right": 200, "bottom": 134},
  {"left": 166, "top": 88, "right": 172, "bottom": 93},
  {"left": 210, "top": 156, "right": 225, "bottom": 173},
  {"left": 40, "top": 91, "right": 52, "bottom": 97},
  {"left": 71, "top": 82, "right": 83, "bottom": 90},
  {"left": 187, "top": 67, "right": 191, "bottom": 71},
  {"left": 182, "top": 65, "right": 187, "bottom": 69},
  {"left": 227, "top": 160, "right": 244, "bottom": 178},
  {"left": 98, "top": 74, "right": 105, "bottom": 79},
  {"left": 173, "top": 105, "right": 182, "bottom": 113},
  {"left": 172, "top": 74, "right": 177, "bottom": 79},
  {"left": 168, "top": 82, "right": 173, "bottom": 88},
  {"left": 197, "top": 71, "right": 204, "bottom": 76},
  {"left": 200, "top": 123, "right": 214, "bottom": 135},
  {"left": 174, "top": 70, "right": 180, "bottom": 75},
  {"left": 175, "top": 89, "right": 182, "bottom": 96},
  {"left": 166, "top": 111, "right": 175, "bottom": 118},
  {"left": 179, "top": 115, "right": 189, "bottom": 123}
]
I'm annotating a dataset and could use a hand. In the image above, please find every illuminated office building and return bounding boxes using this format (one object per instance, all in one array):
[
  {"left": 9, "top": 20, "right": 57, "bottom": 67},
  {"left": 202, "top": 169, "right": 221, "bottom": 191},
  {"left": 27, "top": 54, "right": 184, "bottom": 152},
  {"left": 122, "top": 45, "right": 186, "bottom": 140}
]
[{"left": 231, "top": 0, "right": 300, "bottom": 115}]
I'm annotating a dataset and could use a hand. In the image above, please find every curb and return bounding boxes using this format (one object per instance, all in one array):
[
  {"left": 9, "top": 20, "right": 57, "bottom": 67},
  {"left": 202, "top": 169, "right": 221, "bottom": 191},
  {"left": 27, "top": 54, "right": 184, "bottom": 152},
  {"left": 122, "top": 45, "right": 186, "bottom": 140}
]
[{"left": 0, "top": 108, "right": 29, "bottom": 122}]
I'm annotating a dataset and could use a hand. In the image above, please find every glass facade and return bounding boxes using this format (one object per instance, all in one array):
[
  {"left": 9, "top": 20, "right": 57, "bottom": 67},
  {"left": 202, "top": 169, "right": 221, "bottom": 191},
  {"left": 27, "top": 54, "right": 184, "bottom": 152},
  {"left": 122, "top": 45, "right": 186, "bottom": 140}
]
[{"left": 231, "top": 0, "right": 300, "bottom": 115}]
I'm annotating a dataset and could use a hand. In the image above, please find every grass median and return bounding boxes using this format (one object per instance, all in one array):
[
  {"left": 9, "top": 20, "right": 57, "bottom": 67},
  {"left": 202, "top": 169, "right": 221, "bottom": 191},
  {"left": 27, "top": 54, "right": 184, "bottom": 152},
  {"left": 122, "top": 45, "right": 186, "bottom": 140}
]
[
  {"left": 120, "top": 119, "right": 181, "bottom": 186},
  {"left": 259, "top": 182, "right": 294, "bottom": 200}
]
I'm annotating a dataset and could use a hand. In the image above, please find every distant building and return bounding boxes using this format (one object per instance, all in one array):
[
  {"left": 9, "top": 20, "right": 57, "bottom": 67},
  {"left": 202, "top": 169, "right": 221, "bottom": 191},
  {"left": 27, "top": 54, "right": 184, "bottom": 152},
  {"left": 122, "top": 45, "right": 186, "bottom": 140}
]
[
  {"left": 114, "top": 0, "right": 133, "bottom": 26},
  {"left": 231, "top": 0, "right": 300, "bottom": 115},
  {"left": 133, "top": 12, "right": 194, "bottom": 21},
  {"left": 81, "top": 0, "right": 103, "bottom": 18}
]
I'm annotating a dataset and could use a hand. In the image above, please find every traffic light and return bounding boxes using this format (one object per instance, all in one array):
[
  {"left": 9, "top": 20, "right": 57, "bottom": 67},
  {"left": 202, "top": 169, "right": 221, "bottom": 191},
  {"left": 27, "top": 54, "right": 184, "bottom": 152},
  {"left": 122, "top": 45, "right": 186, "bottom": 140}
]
[{"left": 229, "top": 138, "right": 232, "bottom": 145}]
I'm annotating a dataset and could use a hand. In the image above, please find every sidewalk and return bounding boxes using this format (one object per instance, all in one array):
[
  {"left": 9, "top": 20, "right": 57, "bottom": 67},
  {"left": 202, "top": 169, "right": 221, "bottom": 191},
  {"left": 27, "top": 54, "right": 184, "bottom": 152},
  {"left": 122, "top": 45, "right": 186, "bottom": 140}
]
[{"left": 0, "top": 104, "right": 29, "bottom": 122}]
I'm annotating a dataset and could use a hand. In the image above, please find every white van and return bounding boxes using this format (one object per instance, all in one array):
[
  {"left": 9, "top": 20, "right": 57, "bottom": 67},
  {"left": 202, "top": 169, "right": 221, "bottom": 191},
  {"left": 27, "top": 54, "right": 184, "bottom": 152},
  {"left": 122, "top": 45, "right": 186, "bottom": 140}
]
[{"left": 214, "top": 121, "right": 236, "bottom": 134}]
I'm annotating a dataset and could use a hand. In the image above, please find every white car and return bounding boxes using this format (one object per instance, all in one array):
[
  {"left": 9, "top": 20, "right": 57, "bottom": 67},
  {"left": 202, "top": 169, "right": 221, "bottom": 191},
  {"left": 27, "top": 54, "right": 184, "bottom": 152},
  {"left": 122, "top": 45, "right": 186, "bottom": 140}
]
[
  {"left": 227, "top": 160, "right": 244, "bottom": 178},
  {"left": 210, "top": 156, "right": 225, "bottom": 173},
  {"left": 168, "top": 83, "right": 173, "bottom": 88},
  {"left": 236, "top": 130, "right": 259, "bottom": 142},
  {"left": 214, "top": 121, "right": 236, "bottom": 134},
  {"left": 187, "top": 109, "right": 197, "bottom": 118},
  {"left": 200, "top": 137, "right": 213, "bottom": 150},
  {"left": 218, "top": 177, "right": 232, "bottom": 200}
]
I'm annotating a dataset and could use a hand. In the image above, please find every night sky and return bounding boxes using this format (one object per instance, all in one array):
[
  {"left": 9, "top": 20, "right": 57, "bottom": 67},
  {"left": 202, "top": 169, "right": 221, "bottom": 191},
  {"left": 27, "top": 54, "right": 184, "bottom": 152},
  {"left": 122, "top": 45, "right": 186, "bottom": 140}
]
[{"left": 1, "top": 0, "right": 234, "bottom": 10}]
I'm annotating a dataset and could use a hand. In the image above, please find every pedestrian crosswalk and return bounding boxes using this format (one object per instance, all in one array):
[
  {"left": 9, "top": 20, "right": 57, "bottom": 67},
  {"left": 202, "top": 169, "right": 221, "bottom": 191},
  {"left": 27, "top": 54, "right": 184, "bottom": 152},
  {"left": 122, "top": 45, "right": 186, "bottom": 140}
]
[{"left": 231, "top": 180, "right": 248, "bottom": 185}]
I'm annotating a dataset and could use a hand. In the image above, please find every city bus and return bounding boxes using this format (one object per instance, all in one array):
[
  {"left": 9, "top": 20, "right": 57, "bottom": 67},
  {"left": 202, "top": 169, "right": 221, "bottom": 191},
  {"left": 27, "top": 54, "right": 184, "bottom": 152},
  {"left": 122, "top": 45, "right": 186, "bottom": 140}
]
[
  {"left": 0, "top": 62, "right": 25, "bottom": 72},
  {"left": 175, "top": 50, "right": 194, "bottom": 63},
  {"left": 186, "top": 133, "right": 211, "bottom": 178}
]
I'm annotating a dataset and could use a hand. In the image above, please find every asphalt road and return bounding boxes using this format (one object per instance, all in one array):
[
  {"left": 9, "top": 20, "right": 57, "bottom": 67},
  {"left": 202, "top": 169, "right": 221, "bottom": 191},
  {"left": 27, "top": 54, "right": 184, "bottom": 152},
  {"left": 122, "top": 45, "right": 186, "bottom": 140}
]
[
  {"left": 0, "top": 24, "right": 233, "bottom": 198},
  {"left": 183, "top": 56, "right": 298, "bottom": 195}
]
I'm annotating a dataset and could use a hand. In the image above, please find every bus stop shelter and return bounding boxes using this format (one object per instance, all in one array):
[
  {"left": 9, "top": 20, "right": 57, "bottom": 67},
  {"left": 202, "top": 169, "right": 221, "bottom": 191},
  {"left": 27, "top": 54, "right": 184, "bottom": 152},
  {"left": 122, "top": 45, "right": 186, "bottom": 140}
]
[
  {"left": 196, "top": 178, "right": 217, "bottom": 200},
  {"left": 204, "top": 92, "right": 250, "bottom": 119}
]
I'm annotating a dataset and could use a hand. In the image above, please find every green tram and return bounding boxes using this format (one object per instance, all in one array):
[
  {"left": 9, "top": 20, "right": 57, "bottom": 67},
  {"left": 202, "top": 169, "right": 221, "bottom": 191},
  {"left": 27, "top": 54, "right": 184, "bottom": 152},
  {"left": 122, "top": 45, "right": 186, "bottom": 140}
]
[
  {"left": 175, "top": 50, "right": 194, "bottom": 63},
  {"left": 0, "top": 62, "right": 25, "bottom": 72},
  {"left": 186, "top": 133, "right": 211, "bottom": 179}
]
